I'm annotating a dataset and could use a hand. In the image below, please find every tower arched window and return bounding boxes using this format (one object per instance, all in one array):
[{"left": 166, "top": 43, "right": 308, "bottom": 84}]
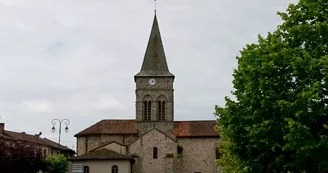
[
  {"left": 112, "top": 165, "right": 118, "bottom": 173},
  {"left": 157, "top": 96, "right": 166, "bottom": 121},
  {"left": 143, "top": 96, "right": 152, "bottom": 121}
]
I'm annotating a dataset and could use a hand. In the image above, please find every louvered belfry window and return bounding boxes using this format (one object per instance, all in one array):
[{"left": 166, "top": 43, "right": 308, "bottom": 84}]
[
  {"left": 157, "top": 101, "right": 165, "bottom": 121},
  {"left": 143, "top": 100, "right": 152, "bottom": 121}
]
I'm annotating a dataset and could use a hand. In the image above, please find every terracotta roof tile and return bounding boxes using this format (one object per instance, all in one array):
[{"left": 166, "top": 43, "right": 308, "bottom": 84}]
[
  {"left": 0, "top": 133, "right": 13, "bottom": 140},
  {"left": 69, "top": 148, "right": 130, "bottom": 161},
  {"left": 2, "top": 130, "right": 74, "bottom": 152},
  {"left": 172, "top": 121, "right": 219, "bottom": 137},
  {"left": 4, "top": 131, "right": 47, "bottom": 145},
  {"left": 42, "top": 138, "right": 75, "bottom": 153},
  {"left": 75, "top": 120, "right": 219, "bottom": 137},
  {"left": 75, "top": 120, "right": 137, "bottom": 137}
]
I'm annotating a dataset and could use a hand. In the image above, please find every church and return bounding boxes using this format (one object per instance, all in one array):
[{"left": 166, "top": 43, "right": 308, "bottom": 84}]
[{"left": 70, "top": 13, "right": 220, "bottom": 173}]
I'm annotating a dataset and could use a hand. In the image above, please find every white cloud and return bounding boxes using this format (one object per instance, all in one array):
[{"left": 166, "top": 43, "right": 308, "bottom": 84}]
[
  {"left": 92, "top": 99, "right": 125, "bottom": 110},
  {"left": 0, "top": 0, "right": 12, "bottom": 6},
  {"left": 22, "top": 99, "right": 52, "bottom": 113}
]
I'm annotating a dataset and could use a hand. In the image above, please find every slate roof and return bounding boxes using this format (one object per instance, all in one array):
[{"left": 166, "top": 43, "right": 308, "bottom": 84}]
[
  {"left": 75, "top": 120, "right": 219, "bottom": 138},
  {"left": 135, "top": 14, "right": 174, "bottom": 78},
  {"left": 69, "top": 148, "right": 130, "bottom": 161},
  {"left": 74, "top": 120, "right": 137, "bottom": 137}
]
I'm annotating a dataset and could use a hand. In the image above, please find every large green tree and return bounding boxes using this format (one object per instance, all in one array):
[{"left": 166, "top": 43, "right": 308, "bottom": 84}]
[{"left": 215, "top": 0, "right": 328, "bottom": 172}]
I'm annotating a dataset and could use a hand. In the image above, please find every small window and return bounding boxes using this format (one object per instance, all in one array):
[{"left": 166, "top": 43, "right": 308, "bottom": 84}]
[
  {"left": 83, "top": 166, "right": 89, "bottom": 173},
  {"left": 43, "top": 149, "right": 47, "bottom": 158},
  {"left": 153, "top": 147, "right": 158, "bottom": 159},
  {"left": 112, "top": 165, "right": 118, "bottom": 173}
]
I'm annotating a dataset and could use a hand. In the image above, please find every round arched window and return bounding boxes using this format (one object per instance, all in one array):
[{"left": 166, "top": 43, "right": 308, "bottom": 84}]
[
  {"left": 112, "top": 165, "right": 118, "bottom": 173},
  {"left": 83, "top": 166, "right": 89, "bottom": 173}
]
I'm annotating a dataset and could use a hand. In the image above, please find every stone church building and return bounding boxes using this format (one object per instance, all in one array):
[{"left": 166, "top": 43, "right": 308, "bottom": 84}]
[{"left": 70, "top": 14, "right": 220, "bottom": 173}]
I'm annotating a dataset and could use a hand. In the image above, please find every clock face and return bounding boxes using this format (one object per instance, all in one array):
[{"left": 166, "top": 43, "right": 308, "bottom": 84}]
[{"left": 148, "top": 78, "right": 157, "bottom": 86}]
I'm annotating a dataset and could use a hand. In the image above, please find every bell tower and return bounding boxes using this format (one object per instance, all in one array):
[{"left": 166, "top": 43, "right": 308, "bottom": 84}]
[{"left": 134, "top": 14, "right": 174, "bottom": 132}]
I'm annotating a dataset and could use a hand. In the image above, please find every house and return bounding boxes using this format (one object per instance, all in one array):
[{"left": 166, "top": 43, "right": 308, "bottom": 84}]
[{"left": 0, "top": 122, "right": 75, "bottom": 158}]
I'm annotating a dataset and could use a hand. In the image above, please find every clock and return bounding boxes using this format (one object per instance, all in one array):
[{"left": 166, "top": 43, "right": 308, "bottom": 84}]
[{"left": 148, "top": 78, "right": 157, "bottom": 86}]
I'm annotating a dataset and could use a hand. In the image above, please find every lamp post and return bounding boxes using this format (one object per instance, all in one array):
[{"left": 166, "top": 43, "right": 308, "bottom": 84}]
[{"left": 51, "top": 119, "right": 70, "bottom": 145}]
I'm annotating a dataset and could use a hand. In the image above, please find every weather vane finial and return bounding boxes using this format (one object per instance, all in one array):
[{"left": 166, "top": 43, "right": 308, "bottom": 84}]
[{"left": 154, "top": 0, "right": 157, "bottom": 14}]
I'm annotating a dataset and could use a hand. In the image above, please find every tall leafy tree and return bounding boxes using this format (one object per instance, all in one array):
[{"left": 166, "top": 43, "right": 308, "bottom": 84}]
[{"left": 215, "top": 0, "right": 328, "bottom": 172}]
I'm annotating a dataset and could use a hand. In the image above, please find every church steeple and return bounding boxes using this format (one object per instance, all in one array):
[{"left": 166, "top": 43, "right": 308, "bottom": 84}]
[
  {"left": 134, "top": 13, "right": 175, "bottom": 125},
  {"left": 135, "top": 14, "right": 174, "bottom": 78}
]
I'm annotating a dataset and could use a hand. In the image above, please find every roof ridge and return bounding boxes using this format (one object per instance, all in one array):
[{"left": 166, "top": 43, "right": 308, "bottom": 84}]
[
  {"left": 101, "top": 119, "right": 136, "bottom": 121},
  {"left": 5, "top": 130, "right": 37, "bottom": 136},
  {"left": 75, "top": 119, "right": 137, "bottom": 137},
  {"left": 90, "top": 141, "right": 127, "bottom": 152},
  {"left": 69, "top": 148, "right": 130, "bottom": 161},
  {"left": 174, "top": 120, "right": 217, "bottom": 122},
  {"left": 129, "top": 128, "right": 177, "bottom": 145}
]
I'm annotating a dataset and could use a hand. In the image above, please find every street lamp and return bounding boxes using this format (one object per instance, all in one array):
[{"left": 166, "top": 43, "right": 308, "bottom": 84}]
[{"left": 51, "top": 119, "right": 70, "bottom": 145}]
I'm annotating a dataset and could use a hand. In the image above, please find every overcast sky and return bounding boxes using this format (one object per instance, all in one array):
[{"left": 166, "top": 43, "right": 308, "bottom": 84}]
[{"left": 0, "top": 0, "right": 298, "bottom": 149}]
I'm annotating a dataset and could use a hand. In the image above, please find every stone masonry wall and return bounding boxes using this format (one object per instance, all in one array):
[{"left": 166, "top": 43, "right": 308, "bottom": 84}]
[
  {"left": 76, "top": 134, "right": 137, "bottom": 156},
  {"left": 86, "top": 135, "right": 101, "bottom": 152},
  {"left": 135, "top": 77, "right": 174, "bottom": 122},
  {"left": 76, "top": 137, "right": 86, "bottom": 156},
  {"left": 129, "top": 129, "right": 177, "bottom": 173},
  {"left": 100, "top": 134, "right": 137, "bottom": 145},
  {"left": 177, "top": 138, "right": 219, "bottom": 173},
  {"left": 136, "top": 121, "right": 174, "bottom": 135}
]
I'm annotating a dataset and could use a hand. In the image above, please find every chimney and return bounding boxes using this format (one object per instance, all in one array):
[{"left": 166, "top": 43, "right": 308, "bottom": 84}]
[{"left": 0, "top": 123, "right": 4, "bottom": 134}]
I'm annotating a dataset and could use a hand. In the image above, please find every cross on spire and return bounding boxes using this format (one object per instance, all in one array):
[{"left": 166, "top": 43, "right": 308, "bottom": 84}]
[{"left": 154, "top": 0, "right": 157, "bottom": 13}]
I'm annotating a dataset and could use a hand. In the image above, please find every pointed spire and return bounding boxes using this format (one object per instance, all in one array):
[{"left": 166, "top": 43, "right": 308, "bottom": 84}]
[{"left": 135, "top": 14, "right": 174, "bottom": 77}]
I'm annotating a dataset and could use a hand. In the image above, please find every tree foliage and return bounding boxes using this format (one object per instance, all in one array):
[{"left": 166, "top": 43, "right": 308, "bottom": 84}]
[
  {"left": 215, "top": 0, "right": 328, "bottom": 172},
  {"left": 0, "top": 138, "right": 46, "bottom": 173},
  {"left": 45, "top": 154, "right": 68, "bottom": 173}
]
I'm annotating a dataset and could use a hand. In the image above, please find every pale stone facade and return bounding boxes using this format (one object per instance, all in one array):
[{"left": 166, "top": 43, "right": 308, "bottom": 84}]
[
  {"left": 71, "top": 14, "right": 220, "bottom": 173},
  {"left": 72, "top": 160, "right": 131, "bottom": 173}
]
